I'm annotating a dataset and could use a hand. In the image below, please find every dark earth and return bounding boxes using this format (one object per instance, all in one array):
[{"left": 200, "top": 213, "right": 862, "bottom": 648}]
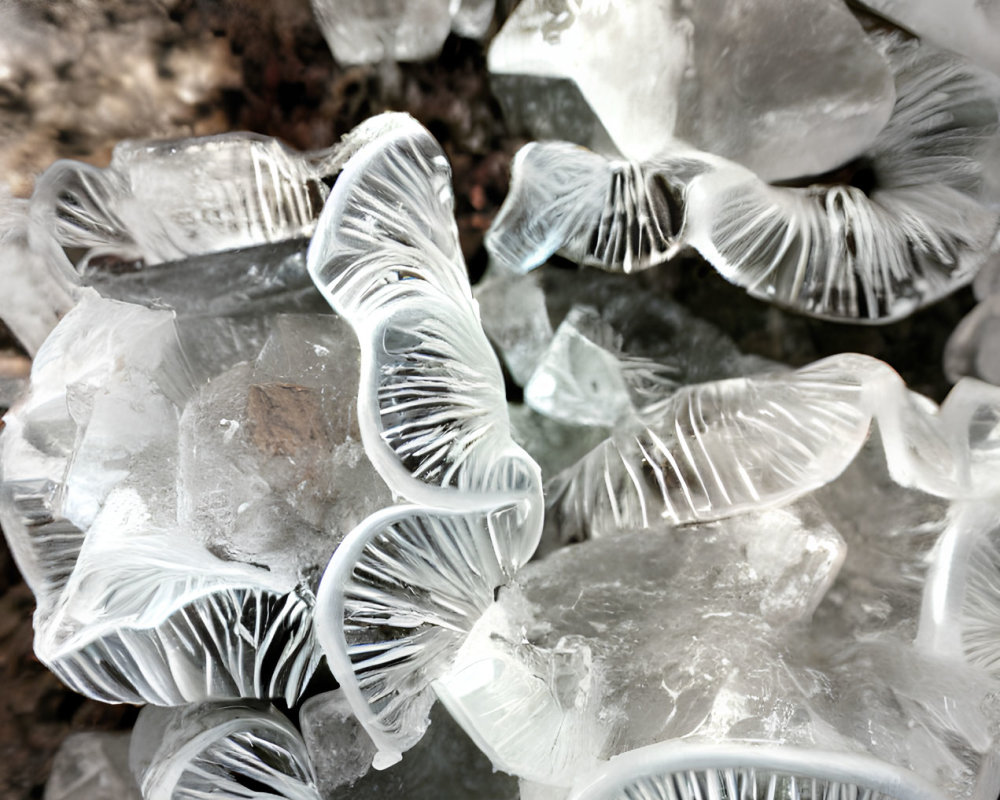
[{"left": 0, "top": 1, "right": 975, "bottom": 797}]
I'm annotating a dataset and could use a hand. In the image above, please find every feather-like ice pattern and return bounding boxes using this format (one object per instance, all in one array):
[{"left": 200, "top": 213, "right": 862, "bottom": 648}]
[
  {"left": 545, "top": 355, "right": 878, "bottom": 540},
  {"left": 683, "top": 35, "right": 1000, "bottom": 323},
  {"left": 314, "top": 501, "right": 533, "bottom": 769},
  {"left": 486, "top": 142, "right": 683, "bottom": 275},
  {"left": 29, "top": 133, "right": 330, "bottom": 272},
  {"left": 132, "top": 702, "right": 320, "bottom": 800},
  {"left": 544, "top": 353, "right": 983, "bottom": 542},
  {"left": 307, "top": 113, "right": 541, "bottom": 512},
  {"left": 567, "top": 742, "right": 946, "bottom": 800},
  {"left": 918, "top": 501, "right": 1000, "bottom": 678},
  {"left": 0, "top": 295, "right": 322, "bottom": 705}
]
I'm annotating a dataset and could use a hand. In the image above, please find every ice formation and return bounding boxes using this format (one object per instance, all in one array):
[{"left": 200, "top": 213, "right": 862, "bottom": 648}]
[
  {"left": 0, "top": 20, "right": 999, "bottom": 796},
  {"left": 129, "top": 702, "right": 320, "bottom": 800},
  {"left": 488, "top": 0, "right": 895, "bottom": 180},
  {"left": 489, "top": 33, "right": 1000, "bottom": 323},
  {"left": 310, "top": 0, "right": 495, "bottom": 65},
  {"left": 0, "top": 131, "right": 344, "bottom": 354}
]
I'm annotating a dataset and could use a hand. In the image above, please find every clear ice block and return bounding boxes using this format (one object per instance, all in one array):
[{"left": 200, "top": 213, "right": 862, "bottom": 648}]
[
  {"left": 435, "top": 506, "right": 847, "bottom": 786},
  {"left": 310, "top": 0, "right": 495, "bottom": 65},
  {"left": 130, "top": 702, "right": 320, "bottom": 800},
  {"left": 44, "top": 733, "right": 141, "bottom": 800},
  {"left": 488, "top": 0, "right": 895, "bottom": 181}
]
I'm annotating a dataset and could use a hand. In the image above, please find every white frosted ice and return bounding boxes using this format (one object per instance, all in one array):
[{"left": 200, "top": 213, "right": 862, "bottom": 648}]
[
  {"left": 489, "top": 0, "right": 895, "bottom": 181},
  {"left": 130, "top": 702, "right": 320, "bottom": 800},
  {"left": 310, "top": 0, "right": 495, "bottom": 65}
]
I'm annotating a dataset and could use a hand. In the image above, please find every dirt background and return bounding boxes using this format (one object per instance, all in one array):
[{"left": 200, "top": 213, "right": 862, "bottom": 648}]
[{"left": 0, "top": 1, "right": 974, "bottom": 798}]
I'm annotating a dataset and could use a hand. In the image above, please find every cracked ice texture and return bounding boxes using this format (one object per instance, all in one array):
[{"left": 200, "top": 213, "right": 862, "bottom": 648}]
[
  {"left": 438, "top": 502, "right": 1000, "bottom": 799},
  {"left": 310, "top": 0, "right": 495, "bottom": 65},
  {"left": 488, "top": 0, "right": 895, "bottom": 181}
]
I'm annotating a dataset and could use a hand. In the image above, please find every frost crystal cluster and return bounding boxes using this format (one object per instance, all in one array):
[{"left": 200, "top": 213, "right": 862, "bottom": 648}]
[{"left": 3, "top": 3, "right": 1000, "bottom": 800}]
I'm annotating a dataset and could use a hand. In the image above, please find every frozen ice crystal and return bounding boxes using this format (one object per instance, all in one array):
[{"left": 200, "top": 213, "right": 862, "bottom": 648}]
[
  {"left": 29, "top": 132, "right": 336, "bottom": 275},
  {"left": 488, "top": 0, "right": 895, "bottom": 181},
  {"left": 435, "top": 507, "right": 847, "bottom": 786},
  {"left": 310, "top": 0, "right": 495, "bottom": 65},
  {"left": 524, "top": 305, "right": 677, "bottom": 428},
  {"left": 0, "top": 294, "right": 333, "bottom": 705},
  {"left": 307, "top": 113, "right": 541, "bottom": 514},
  {"left": 300, "top": 690, "right": 378, "bottom": 795},
  {"left": 177, "top": 313, "right": 392, "bottom": 589},
  {"left": 855, "top": 0, "right": 1000, "bottom": 76},
  {"left": 314, "top": 501, "right": 535, "bottom": 769},
  {"left": 437, "top": 500, "right": 1000, "bottom": 799},
  {"left": 130, "top": 702, "right": 320, "bottom": 800},
  {"left": 44, "top": 733, "right": 141, "bottom": 800},
  {"left": 490, "top": 34, "right": 1000, "bottom": 323}
]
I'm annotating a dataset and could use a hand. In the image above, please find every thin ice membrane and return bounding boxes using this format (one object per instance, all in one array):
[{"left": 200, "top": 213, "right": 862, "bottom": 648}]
[
  {"left": 130, "top": 702, "right": 320, "bottom": 800},
  {"left": 307, "top": 113, "right": 541, "bottom": 513}
]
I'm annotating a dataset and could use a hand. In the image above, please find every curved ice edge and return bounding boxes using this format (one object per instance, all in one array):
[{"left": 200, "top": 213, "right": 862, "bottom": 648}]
[
  {"left": 314, "top": 500, "right": 539, "bottom": 769},
  {"left": 568, "top": 741, "right": 948, "bottom": 800}
]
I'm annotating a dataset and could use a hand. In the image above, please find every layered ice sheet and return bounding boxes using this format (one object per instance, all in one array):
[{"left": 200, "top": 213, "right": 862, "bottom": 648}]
[
  {"left": 310, "top": 0, "right": 494, "bottom": 65},
  {"left": 489, "top": 0, "right": 895, "bottom": 180},
  {"left": 307, "top": 113, "right": 541, "bottom": 515}
]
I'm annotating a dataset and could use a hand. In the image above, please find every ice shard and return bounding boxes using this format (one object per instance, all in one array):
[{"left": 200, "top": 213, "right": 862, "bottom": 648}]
[
  {"left": 435, "top": 507, "right": 848, "bottom": 786},
  {"left": 310, "top": 0, "right": 495, "bottom": 65},
  {"left": 44, "top": 733, "right": 141, "bottom": 800},
  {"left": 488, "top": 0, "right": 895, "bottom": 181},
  {"left": 130, "top": 702, "right": 320, "bottom": 800}
]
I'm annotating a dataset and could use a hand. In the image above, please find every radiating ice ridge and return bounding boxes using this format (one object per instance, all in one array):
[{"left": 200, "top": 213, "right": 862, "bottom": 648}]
[
  {"left": 488, "top": 33, "right": 1000, "bottom": 323},
  {"left": 306, "top": 113, "right": 544, "bottom": 768}
]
